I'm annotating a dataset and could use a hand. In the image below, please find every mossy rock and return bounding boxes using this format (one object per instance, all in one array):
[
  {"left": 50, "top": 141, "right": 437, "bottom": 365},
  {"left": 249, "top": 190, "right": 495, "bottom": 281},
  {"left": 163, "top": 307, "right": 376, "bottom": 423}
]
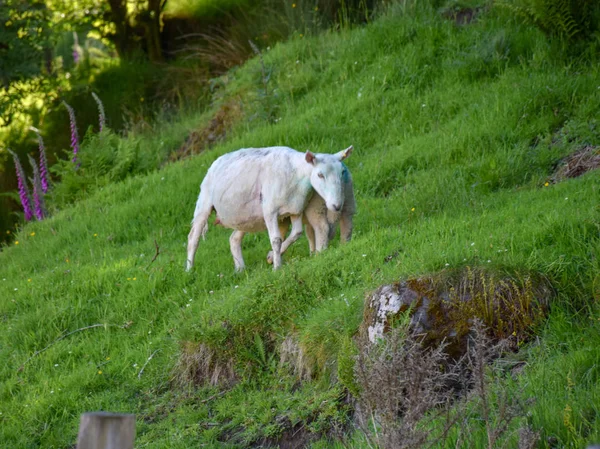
[{"left": 360, "top": 267, "right": 552, "bottom": 359}]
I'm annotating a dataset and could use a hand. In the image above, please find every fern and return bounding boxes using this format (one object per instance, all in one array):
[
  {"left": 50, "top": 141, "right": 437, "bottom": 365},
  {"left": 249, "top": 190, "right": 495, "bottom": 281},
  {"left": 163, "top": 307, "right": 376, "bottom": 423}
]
[{"left": 497, "top": 0, "right": 596, "bottom": 41}]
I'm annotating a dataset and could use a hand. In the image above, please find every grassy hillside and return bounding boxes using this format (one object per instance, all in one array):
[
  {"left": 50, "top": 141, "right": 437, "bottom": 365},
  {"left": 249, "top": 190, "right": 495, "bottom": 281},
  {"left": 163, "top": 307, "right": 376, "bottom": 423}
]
[{"left": 1, "top": 2, "right": 599, "bottom": 448}]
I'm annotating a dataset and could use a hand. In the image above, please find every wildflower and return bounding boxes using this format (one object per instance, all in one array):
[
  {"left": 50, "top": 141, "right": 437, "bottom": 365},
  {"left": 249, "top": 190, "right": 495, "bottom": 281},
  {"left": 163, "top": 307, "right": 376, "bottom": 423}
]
[
  {"left": 314, "top": 6, "right": 318, "bottom": 10},
  {"left": 8, "top": 150, "right": 33, "bottom": 221},
  {"left": 28, "top": 154, "right": 47, "bottom": 220},
  {"left": 30, "top": 232, "right": 35, "bottom": 237},
  {"left": 544, "top": 182, "right": 549, "bottom": 187},
  {"left": 411, "top": 207, "right": 415, "bottom": 211},
  {"left": 62, "top": 101, "right": 80, "bottom": 166},
  {"left": 292, "top": 3, "right": 296, "bottom": 7},
  {"left": 30, "top": 127, "right": 50, "bottom": 193},
  {"left": 15, "top": 241, "right": 19, "bottom": 245},
  {"left": 72, "top": 32, "right": 81, "bottom": 64},
  {"left": 91, "top": 92, "right": 106, "bottom": 132},
  {"left": 93, "top": 233, "right": 97, "bottom": 237},
  {"left": 6, "top": 230, "right": 10, "bottom": 234},
  {"left": 133, "top": 277, "right": 136, "bottom": 281},
  {"left": 97, "top": 370, "right": 102, "bottom": 375},
  {"left": 28, "top": 279, "right": 31, "bottom": 282}
]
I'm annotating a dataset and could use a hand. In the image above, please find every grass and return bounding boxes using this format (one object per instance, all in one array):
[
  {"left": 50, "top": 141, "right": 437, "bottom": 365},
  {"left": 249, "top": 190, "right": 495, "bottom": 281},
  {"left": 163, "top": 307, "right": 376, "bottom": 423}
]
[{"left": 1, "top": 1, "right": 600, "bottom": 447}]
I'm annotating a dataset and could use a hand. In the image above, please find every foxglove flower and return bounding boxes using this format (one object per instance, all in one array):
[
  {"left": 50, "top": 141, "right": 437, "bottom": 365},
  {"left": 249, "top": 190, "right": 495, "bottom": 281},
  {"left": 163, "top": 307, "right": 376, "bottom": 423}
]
[
  {"left": 28, "top": 155, "right": 47, "bottom": 221},
  {"left": 73, "top": 32, "right": 81, "bottom": 64},
  {"left": 30, "top": 127, "right": 50, "bottom": 193},
  {"left": 8, "top": 150, "right": 33, "bottom": 221},
  {"left": 91, "top": 92, "right": 106, "bottom": 132},
  {"left": 62, "top": 101, "right": 80, "bottom": 167}
]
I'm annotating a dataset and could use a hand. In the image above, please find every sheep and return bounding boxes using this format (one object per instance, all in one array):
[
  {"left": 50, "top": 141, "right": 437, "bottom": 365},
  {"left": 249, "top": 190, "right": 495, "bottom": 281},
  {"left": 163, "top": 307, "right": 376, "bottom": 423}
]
[
  {"left": 266, "top": 167, "right": 355, "bottom": 264},
  {"left": 186, "top": 145, "right": 353, "bottom": 272}
]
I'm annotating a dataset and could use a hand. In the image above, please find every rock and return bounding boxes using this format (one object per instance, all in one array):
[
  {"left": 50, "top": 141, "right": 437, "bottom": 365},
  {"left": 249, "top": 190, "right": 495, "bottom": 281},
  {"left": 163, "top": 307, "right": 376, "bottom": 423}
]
[{"left": 360, "top": 269, "right": 551, "bottom": 358}]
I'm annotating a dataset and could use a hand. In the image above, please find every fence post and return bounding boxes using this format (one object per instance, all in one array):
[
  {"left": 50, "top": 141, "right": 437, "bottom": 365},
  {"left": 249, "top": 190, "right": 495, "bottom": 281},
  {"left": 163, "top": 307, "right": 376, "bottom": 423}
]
[{"left": 76, "top": 412, "right": 135, "bottom": 449}]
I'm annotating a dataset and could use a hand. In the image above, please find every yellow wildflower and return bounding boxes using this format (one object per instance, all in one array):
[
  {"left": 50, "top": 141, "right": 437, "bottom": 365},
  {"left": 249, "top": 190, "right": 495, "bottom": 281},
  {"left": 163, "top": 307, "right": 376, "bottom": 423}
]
[{"left": 30, "top": 232, "right": 35, "bottom": 237}]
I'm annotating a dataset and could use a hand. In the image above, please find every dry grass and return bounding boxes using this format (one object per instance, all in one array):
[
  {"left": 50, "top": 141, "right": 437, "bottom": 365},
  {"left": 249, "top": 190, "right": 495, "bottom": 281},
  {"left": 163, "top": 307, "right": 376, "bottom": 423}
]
[
  {"left": 354, "top": 320, "right": 541, "bottom": 449},
  {"left": 169, "top": 100, "right": 243, "bottom": 161},
  {"left": 279, "top": 335, "right": 314, "bottom": 381},
  {"left": 172, "top": 341, "right": 237, "bottom": 387},
  {"left": 551, "top": 145, "right": 600, "bottom": 182},
  {"left": 355, "top": 327, "right": 462, "bottom": 449}
]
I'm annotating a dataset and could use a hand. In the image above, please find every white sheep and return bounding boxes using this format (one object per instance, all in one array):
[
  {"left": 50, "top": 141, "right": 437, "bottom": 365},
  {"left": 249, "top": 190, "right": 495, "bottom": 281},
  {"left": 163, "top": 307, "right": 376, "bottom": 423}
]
[
  {"left": 186, "top": 145, "right": 353, "bottom": 271},
  {"left": 267, "top": 167, "right": 355, "bottom": 263}
]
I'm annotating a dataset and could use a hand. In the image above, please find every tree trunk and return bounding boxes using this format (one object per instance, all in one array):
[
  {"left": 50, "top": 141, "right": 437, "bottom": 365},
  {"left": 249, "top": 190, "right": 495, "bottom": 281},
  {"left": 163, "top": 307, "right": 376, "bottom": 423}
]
[
  {"left": 107, "top": 0, "right": 136, "bottom": 59},
  {"left": 140, "top": 0, "right": 165, "bottom": 63}
]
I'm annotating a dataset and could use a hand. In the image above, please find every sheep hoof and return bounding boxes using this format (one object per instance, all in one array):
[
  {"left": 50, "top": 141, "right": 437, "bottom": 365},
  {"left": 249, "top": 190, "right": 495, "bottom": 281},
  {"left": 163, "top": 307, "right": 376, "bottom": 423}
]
[{"left": 266, "top": 251, "right": 274, "bottom": 265}]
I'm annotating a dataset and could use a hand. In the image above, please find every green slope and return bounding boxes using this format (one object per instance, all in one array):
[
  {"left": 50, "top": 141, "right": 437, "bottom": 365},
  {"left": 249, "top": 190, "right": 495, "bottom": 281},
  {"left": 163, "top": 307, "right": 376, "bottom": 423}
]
[{"left": 1, "top": 2, "right": 599, "bottom": 448}]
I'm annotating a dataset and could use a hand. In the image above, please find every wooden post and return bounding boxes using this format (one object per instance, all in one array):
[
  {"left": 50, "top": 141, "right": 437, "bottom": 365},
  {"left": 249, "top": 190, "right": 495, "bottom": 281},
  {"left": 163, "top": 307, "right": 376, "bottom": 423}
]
[{"left": 76, "top": 412, "right": 135, "bottom": 449}]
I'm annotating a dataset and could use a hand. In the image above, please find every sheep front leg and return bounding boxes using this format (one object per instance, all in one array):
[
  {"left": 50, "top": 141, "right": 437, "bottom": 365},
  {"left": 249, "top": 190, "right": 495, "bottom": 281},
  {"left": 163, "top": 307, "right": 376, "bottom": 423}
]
[
  {"left": 264, "top": 213, "right": 283, "bottom": 270},
  {"left": 279, "top": 215, "right": 304, "bottom": 254},
  {"left": 267, "top": 216, "right": 303, "bottom": 265},
  {"left": 340, "top": 213, "right": 353, "bottom": 243},
  {"left": 267, "top": 221, "right": 290, "bottom": 265},
  {"left": 305, "top": 223, "right": 316, "bottom": 254}
]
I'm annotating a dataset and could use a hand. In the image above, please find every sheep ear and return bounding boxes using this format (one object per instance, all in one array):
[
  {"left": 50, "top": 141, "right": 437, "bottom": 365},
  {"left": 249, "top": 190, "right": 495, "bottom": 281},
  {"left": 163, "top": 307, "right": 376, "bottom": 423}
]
[
  {"left": 336, "top": 145, "right": 353, "bottom": 161},
  {"left": 305, "top": 151, "right": 317, "bottom": 165}
]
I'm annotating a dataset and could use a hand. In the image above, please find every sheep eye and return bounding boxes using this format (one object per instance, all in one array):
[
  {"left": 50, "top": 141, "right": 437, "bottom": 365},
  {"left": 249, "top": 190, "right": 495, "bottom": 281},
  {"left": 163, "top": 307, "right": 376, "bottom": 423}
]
[{"left": 318, "top": 173, "right": 325, "bottom": 179}]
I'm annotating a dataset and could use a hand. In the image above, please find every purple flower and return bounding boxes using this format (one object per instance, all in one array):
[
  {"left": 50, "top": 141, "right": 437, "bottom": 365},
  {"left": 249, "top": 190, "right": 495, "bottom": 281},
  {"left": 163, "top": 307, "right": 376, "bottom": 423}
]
[
  {"left": 62, "top": 101, "right": 80, "bottom": 167},
  {"left": 30, "top": 127, "right": 50, "bottom": 193},
  {"left": 73, "top": 32, "right": 81, "bottom": 65},
  {"left": 8, "top": 150, "right": 33, "bottom": 222},
  {"left": 28, "top": 155, "right": 47, "bottom": 221},
  {"left": 91, "top": 92, "right": 106, "bottom": 132}
]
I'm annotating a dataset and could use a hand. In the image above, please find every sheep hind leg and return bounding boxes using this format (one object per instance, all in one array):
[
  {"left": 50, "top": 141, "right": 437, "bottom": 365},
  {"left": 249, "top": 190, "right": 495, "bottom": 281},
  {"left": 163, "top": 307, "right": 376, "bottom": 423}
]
[
  {"left": 186, "top": 202, "right": 212, "bottom": 271},
  {"left": 229, "top": 230, "right": 246, "bottom": 272}
]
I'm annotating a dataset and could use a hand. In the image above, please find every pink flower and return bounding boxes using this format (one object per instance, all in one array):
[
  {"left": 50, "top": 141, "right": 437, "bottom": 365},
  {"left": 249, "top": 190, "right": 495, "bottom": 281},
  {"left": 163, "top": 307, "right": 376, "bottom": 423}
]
[{"left": 8, "top": 150, "right": 33, "bottom": 221}]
